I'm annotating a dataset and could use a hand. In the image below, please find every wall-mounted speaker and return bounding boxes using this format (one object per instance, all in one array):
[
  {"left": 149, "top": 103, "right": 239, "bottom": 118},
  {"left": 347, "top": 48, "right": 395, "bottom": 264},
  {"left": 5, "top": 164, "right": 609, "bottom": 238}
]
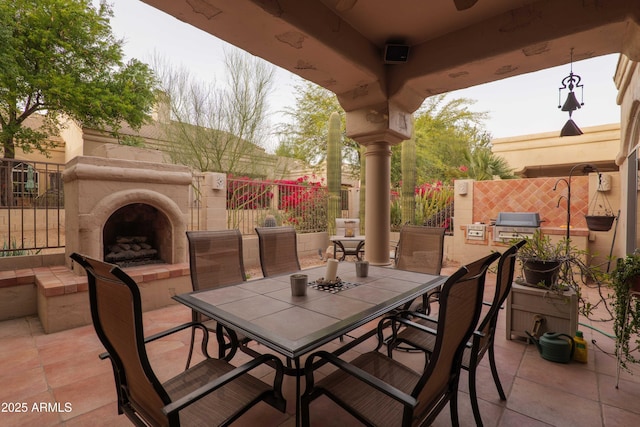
[{"left": 384, "top": 44, "right": 409, "bottom": 64}]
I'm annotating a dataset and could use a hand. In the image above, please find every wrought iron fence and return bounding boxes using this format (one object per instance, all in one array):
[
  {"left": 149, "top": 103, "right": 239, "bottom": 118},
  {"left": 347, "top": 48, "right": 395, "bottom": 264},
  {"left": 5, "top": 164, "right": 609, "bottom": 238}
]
[
  {"left": 0, "top": 158, "right": 454, "bottom": 256},
  {"left": 226, "top": 177, "right": 329, "bottom": 235},
  {"left": 0, "top": 158, "right": 65, "bottom": 255}
]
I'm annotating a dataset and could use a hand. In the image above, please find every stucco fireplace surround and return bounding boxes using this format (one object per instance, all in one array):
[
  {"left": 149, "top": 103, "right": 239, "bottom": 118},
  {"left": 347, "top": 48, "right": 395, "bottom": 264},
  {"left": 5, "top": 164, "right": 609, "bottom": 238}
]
[{"left": 62, "top": 155, "right": 192, "bottom": 274}]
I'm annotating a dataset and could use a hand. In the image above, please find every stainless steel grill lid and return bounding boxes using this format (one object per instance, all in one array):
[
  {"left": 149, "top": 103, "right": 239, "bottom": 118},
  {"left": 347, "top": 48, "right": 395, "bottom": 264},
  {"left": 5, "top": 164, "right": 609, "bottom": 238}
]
[{"left": 495, "top": 212, "right": 542, "bottom": 227}]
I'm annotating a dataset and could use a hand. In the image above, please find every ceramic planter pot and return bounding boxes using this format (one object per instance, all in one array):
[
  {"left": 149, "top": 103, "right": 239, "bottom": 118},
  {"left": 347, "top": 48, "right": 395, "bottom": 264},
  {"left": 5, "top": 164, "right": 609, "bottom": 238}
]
[{"left": 522, "top": 259, "right": 561, "bottom": 288}]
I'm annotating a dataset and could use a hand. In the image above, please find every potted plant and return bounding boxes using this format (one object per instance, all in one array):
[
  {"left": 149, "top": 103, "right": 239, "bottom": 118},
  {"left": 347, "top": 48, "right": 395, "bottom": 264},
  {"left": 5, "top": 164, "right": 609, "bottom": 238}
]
[
  {"left": 515, "top": 230, "right": 567, "bottom": 290},
  {"left": 611, "top": 252, "right": 640, "bottom": 372},
  {"left": 508, "top": 231, "right": 607, "bottom": 341}
]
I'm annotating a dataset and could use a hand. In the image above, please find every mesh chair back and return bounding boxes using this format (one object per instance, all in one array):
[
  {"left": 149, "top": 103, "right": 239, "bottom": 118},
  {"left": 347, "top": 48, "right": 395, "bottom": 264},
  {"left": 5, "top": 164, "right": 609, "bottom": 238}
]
[
  {"left": 475, "top": 240, "right": 527, "bottom": 359},
  {"left": 396, "top": 225, "right": 445, "bottom": 275},
  {"left": 186, "top": 230, "right": 246, "bottom": 291},
  {"left": 255, "top": 226, "right": 301, "bottom": 277},
  {"left": 70, "top": 253, "right": 169, "bottom": 426},
  {"left": 335, "top": 218, "right": 360, "bottom": 237},
  {"left": 412, "top": 252, "right": 499, "bottom": 418}
]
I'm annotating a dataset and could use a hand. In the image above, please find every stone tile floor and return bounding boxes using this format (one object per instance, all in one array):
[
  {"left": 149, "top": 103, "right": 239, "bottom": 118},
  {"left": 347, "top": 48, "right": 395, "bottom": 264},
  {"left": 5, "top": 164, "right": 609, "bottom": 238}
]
[{"left": 1, "top": 258, "right": 640, "bottom": 426}]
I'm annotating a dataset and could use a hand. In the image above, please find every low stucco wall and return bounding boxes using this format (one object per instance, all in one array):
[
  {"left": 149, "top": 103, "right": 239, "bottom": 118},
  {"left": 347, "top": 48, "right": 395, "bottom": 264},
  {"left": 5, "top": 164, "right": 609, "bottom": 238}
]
[
  {"left": 0, "top": 252, "right": 65, "bottom": 270},
  {"left": 242, "top": 231, "right": 328, "bottom": 270}
]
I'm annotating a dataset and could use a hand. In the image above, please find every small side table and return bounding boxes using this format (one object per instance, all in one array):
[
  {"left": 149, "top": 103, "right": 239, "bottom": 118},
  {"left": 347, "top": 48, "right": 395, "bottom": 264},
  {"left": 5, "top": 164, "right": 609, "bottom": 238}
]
[{"left": 330, "top": 235, "right": 365, "bottom": 261}]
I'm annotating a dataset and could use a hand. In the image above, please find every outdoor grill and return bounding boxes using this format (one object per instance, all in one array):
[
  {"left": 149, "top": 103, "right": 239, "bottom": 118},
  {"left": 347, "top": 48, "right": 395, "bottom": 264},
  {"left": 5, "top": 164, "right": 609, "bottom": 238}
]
[{"left": 493, "top": 212, "right": 542, "bottom": 242}]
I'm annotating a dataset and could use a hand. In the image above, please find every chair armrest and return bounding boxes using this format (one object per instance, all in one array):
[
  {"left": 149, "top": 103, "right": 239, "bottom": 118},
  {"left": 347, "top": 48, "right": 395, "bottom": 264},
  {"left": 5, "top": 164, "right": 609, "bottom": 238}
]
[
  {"left": 393, "top": 309, "right": 437, "bottom": 323},
  {"left": 163, "top": 353, "right": 285, "bottom": 416},
  {"left": 390, "top": 317, "right": 438, "bottom": 336},
  {"left": 376, "top": 310, "right": 437, "bottom": 345},
  {"left": 99, "top": 321, "right": 208, "bottom": 360},
  {"left": 146, "top": 321, "right": 206, "bottom": 343},
  {"left": 466, "top": 330, "right": 485, "bottom": 348},
  {"left": 380, "top": 314, "right": 439, "bottom": 353},
  {"left": 304, "top": 350, "right": 417, "bottom": 408}
]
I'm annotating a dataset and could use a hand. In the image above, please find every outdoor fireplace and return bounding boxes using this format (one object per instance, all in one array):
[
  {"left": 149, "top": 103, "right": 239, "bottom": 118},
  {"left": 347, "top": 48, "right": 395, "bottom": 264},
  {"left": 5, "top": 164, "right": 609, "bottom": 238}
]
[
  {"left": 63, "top": 155, "right": 192, "bottom": 274},
  {"left": 103, "top": 203, "right": 169, "bottom": 266}
]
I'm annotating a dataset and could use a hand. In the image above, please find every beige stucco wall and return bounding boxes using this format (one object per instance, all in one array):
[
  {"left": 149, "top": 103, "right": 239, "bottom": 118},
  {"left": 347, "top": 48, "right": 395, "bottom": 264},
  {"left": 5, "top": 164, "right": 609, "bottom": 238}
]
[
  {"left": 492, "top": 123, "right": 620, "bottom": 177},
  {"left": 60, "top": 118, "right": 84, "bottom": 163},
  {"left": 613, "top": 56, "right": 640, "bottom": 255}
]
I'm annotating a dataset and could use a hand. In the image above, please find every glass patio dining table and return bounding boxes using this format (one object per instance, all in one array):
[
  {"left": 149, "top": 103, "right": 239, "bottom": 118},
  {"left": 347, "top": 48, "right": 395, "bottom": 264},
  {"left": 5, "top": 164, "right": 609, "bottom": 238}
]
[{"left": 173, "top": 261, "right": 447, "bottom": 425}]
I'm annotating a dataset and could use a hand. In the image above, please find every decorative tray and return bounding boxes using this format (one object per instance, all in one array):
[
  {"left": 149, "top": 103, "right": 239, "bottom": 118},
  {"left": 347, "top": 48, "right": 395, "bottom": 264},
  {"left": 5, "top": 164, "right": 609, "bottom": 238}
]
[{"left": 308, "top": 277, "right": 362, "bottom": 293}]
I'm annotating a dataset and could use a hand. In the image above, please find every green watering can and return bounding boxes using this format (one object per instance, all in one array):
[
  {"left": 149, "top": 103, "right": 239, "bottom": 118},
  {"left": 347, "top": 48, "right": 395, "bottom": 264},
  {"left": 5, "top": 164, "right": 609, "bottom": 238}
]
[{"left": 526, "top": 331, "right": 575, "bottom": 363}]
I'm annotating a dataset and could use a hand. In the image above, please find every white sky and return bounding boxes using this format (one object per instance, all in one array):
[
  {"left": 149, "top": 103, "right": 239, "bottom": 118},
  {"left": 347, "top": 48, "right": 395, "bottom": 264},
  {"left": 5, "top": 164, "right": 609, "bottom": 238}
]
[{"left": 104, "top": 0, "right": 621, "bottom": 144}]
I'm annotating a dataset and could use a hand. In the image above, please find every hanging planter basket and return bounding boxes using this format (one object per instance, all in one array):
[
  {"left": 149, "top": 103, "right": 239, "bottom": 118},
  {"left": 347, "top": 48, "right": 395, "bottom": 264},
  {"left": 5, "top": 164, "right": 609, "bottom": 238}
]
[
  {"left": 585, "top": 173, "right": 616, "bottom": 232},
  {"left": 585, "top": 215, "right": 615, "bottom": 231}
]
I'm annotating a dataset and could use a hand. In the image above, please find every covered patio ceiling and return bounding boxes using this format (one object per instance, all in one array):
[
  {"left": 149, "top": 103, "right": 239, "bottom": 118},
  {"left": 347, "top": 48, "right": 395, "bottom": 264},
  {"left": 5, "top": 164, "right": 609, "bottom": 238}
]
[
  {"left": 140, "top": 0, "right": 640, "bottom": 265},
  {"left": 141, "top": 0, "right": 639, "bottom": 118}
]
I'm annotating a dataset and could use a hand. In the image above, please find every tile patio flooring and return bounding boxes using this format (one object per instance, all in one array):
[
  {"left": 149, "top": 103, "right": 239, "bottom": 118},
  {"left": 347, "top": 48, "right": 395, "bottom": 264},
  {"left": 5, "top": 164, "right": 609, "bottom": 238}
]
[{"left": 2, "top": 264, "right": 640, "bottom": 426}]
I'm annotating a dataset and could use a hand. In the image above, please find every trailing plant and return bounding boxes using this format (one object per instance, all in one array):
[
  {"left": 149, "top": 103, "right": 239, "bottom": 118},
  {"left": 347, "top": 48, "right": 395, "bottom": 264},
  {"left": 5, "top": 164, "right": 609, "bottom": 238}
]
[{"left": 611, "top": 252, "right": 640, "bottom": 373}]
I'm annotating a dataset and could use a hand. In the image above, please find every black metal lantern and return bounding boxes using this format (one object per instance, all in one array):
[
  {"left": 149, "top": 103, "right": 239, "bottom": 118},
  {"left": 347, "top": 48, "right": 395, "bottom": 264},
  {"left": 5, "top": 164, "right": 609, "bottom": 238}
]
[{"left": 558, "top": 49, "right": 584, "bottom": 137}]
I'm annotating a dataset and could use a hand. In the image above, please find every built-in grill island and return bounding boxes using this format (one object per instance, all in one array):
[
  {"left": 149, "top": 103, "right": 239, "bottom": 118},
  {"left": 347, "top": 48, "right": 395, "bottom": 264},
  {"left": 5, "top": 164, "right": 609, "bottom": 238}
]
[{"left": 493, "top": 212, "right": 542, "bottom": 242}]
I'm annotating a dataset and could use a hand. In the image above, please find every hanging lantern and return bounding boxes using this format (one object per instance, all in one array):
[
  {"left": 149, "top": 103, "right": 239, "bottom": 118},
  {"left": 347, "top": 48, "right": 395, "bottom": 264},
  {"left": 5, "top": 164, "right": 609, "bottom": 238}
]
[{"left": 558, "top": 48, "right": 584, "bottom": 137}]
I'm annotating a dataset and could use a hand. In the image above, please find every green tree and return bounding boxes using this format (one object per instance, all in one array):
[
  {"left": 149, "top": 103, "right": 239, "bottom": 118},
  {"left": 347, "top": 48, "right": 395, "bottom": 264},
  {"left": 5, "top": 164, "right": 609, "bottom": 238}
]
[
  {"left": 414, "top": 95, "right": 488, "bottom": 182},
  {"left": 391, "top": 94, "right": 513, "bottom": 184},
  {"left": 153, "top": 50, "right": 276, "bottom": 175},
  {"left": 0, "top": 0, "right": 156, "bottom": 159},
  {"left": 276, "top": 81, "right": 360, "bottom": 175},
  {"left": 463, "top": 133, "right": 515, "bottom": 180}
]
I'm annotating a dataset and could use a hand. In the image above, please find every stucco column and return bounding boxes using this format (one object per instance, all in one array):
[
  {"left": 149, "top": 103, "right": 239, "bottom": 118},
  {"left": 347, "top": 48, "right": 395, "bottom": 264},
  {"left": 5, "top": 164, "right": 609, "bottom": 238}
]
[
  {"left": 343, "top": 101, "right": 412, "bottom": 265},
  {"left": 364, "top": 142, "right": 392, "bottom": 265}
]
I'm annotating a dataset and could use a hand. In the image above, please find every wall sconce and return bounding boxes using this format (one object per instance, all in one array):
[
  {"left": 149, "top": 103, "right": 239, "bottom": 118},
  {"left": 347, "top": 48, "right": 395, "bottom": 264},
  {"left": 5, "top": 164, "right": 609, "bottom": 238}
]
[
  {"left": 558, "top": 48, "right": 584, "bottom": 137},
  {"left": 456, "top": 181, "right": 468, "bottom": 195}
]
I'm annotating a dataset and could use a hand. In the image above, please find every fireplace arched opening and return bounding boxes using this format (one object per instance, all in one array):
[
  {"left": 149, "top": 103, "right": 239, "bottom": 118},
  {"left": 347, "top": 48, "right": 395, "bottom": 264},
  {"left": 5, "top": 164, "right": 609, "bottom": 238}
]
[{"left": 103, "top": 203, "right": 171, "bottom": 267}]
